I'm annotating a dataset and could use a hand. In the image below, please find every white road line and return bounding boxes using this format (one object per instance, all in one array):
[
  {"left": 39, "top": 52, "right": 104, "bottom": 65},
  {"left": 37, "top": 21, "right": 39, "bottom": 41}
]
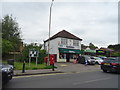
[
  {"left": 13, "top": 73, "right": 66, "bottom": 79},
  {"left": 73, "top": 77, "right": 111, "bottom": 85},
  {"left": 13, "top": 70, "right": 101, "bottom": 79},
  {"left": 85, "top": 77, "right": 111, "bottom": 83}
]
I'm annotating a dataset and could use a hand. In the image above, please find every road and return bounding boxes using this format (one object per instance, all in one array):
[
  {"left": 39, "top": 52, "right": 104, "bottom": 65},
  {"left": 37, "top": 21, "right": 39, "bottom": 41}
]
[{"left": 3, "top": 71, "right": 119, "bottom": 88}]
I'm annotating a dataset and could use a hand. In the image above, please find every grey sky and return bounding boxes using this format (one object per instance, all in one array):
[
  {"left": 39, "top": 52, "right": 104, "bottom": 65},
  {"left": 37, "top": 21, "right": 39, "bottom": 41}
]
[{"left": 2, "top": 0, "right": 118, "bottom": 48}]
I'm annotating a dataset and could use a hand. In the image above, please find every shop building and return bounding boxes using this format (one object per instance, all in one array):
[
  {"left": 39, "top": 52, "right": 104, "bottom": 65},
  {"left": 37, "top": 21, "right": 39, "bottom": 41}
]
[{"left": 44, "top": 30, "right": 82, "bottom": 62}]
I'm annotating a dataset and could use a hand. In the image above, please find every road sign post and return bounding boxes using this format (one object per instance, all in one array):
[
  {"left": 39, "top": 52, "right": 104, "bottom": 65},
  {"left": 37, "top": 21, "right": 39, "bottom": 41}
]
[{"left": 29, "top": 48, "right": 39, "bottom": 67}]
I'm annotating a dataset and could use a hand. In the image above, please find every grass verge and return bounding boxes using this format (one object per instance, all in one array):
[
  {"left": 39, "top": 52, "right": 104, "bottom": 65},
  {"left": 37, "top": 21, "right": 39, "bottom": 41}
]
[{"left": 2, "top": 61, "right": 57, "bottom": 70}]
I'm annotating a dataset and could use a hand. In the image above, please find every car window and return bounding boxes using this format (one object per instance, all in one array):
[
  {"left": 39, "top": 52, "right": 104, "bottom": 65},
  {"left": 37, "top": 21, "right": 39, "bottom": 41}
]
[{"left": 91, "top": 57, "right": 94, "bottom": 59}]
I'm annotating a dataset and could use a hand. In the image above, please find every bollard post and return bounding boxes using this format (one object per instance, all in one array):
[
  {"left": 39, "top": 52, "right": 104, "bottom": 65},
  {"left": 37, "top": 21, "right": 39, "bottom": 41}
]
[
  {"left": 22, "top": 61, "right": 25, "bottom": 73},
  {"left": 52, "top": 63, "right": 54, "bottom": 71}
]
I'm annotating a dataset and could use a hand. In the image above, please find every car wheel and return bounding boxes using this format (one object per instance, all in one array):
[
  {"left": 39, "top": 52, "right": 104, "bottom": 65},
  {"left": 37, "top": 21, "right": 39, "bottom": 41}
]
[
  {"left": 9, "top": 75, "right": 13, "bottom": 80},
  {"left": 95, "top": 62, "right": 99, "bottom": 65},
  {"left": 103, "top": 69, "right": 107, "bottom": 72}
]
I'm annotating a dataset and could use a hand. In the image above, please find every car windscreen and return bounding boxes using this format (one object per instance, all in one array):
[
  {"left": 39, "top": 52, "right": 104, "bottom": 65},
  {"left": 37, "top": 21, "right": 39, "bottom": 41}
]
[
  {"left": 104, "top": 59, "right": 120, "bottom": 63},
  {"left": 111, "top": 60, "right": 120, "bottom": 64},
  {"left": 94, "top": 57, "right": 102, "bottom": 60}
]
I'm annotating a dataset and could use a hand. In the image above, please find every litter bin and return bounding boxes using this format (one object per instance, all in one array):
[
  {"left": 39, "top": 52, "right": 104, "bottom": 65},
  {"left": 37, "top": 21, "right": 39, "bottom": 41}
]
[{"left": 7, "top": 59, "right": 14, "bottom": 66}]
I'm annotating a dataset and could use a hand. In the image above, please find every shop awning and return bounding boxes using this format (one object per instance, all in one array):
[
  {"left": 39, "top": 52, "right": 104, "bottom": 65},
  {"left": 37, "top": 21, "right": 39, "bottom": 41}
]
[
  {"left": 84, "top": 49, "right": 96, "bottom": 53},
  {"left": 59, "top": 48, "right": 82, "bottom": 54}
]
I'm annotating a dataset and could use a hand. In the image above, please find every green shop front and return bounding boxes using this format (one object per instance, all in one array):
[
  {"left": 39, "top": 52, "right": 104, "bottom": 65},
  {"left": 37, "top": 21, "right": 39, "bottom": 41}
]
[
  {"left": 84, "top": 49, "right": 96, "bottom": 56},
  {"left": 58, "top": 48, "right": 82, "bottom": 62}
]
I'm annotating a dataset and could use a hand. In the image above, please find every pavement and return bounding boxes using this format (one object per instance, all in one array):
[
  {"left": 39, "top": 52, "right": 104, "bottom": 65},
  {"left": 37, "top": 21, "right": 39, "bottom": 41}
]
[{"left": 13, "top": 62, "right": 101, "bottom": 76}]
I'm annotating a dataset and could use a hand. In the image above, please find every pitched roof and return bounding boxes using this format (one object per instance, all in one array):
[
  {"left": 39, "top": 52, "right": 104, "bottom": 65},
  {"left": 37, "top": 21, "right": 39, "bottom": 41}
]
[
  {"left": 44, "top": 30, "right": 82, "bottom": 42},
  {"left": 100, "top": 47, "right": 114, "bottom": 52}
]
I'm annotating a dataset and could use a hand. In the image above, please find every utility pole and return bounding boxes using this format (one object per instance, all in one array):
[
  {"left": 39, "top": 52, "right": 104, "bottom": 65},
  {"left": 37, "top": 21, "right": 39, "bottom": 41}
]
[{"left": 48, "top": 0, "right": 54, "bottom": 65}]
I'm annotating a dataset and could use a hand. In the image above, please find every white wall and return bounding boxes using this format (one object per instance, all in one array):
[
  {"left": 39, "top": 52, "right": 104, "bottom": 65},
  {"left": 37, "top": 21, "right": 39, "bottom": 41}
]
[
  {"left": 44, "top": 38, "right": 60, "bottom": 54},
  {"left": 44, "top": 37, "right": 82, "bottom": 62},
  {"left": 58, "top": 38, "right": 81, "bottom": 50}
]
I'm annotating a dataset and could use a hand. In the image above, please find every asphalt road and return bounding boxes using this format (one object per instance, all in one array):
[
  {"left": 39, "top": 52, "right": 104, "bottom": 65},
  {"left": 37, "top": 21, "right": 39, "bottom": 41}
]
[{"left": 3, "top": 71, "right": 119, "bottom": 88}]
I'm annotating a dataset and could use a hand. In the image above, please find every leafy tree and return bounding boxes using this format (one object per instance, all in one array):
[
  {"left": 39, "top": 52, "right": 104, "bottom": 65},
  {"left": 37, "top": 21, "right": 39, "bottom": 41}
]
[
  {"left": 108, "top": 44, "right": 120, "bottom": 51},
  {"left": 0, "top": 20, "right": 2, "bottom": 55},
  {"left": 2, "top": 39, "right": 14, "bottom": 54},
  {"left": 81, "top": 44, "right": 87, "bottom": 50},
  {"left": 89, "top": 43, "right": 98, "bottom": 50},
  {"left": 2, "top": 15, "right": 21, "bottom": 41},
  {"left": 20, "top": 44, "right": 47, "bottom": 64},
  {"left": 2, "top": 14, "right": 22, "bottom": 57},
  {"left": 112, "top": 52, "right": 120, "bottom": 57}
]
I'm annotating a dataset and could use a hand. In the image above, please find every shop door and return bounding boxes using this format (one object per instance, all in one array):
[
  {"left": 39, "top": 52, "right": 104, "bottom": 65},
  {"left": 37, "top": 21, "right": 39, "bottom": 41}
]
[{"left": 66, "top": 53, "right": 70, "bottom": 62}]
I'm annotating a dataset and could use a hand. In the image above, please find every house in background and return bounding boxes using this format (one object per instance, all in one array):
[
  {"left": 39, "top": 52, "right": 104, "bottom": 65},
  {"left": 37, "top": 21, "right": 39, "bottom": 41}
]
[
  {"left": 44, "top": 30, "right": 83, "bottom": 62},
  {"left": 84, "top": 47, "right": 98, "bottom": 56},
  {"left": 96, "top": 47, "right": 114, "bottom": 57}
]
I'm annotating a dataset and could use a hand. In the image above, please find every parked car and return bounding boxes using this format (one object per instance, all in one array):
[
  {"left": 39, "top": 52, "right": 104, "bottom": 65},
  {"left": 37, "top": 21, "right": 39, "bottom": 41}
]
[
  {"left": 98, "top": 56, "right": 107, "bottom": 60},
  {"left": 106, "top": 57, "right": 117, "bottom": 60},
  {"left": 93, "top": 57, "right": 104, "bottom": 65},
  {"left": 81, "top": 55, "right": 96, "bottom": 65},
  {"left": 0, "top": 63, "right": 14, "bottom": 85},
  {"left": 101, "top": 57, "right": 120, "bottom": 73},
  {"left": 77, "top": 56, "right": 86, "bottom": 64}
]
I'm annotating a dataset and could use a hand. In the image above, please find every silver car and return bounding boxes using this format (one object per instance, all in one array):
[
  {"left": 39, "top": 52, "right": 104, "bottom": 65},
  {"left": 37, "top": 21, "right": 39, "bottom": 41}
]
[
  {"left": 93, "top": 57, "right": 104, "bottom": 65},
  {"left": 83, "top": 55, "right": 96, "bottom": 65}
]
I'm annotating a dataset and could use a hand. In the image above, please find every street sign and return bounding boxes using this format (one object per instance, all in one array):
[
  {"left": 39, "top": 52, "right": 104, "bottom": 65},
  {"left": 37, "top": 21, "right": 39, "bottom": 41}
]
[
  {"left": 29, "top": 48, "right": 39, "bottom": 66},
  {"left": 29, "top": 49, "right": 38, "bottom": 57}
]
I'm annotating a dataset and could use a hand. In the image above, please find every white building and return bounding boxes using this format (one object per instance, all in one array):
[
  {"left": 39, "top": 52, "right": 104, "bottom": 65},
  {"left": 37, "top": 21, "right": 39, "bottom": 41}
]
[{"left": 44, "top": 30, "right": 82, "bottom": 62}]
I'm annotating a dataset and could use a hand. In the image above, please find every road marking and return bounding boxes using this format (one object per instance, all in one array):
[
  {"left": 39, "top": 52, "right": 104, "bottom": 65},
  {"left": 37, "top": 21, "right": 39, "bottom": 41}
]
[
  {"left": 13, "top": 70, "right": 102, "bottom": 79},
  {"left": 60, "top": 64, "right": 67, "bottom": 67},
  {"left": 73, "top": 77, "right": 111, "bottom": 85},
  {"left": 85, "top": 77, "right": 111, "bottom": 83},
  {"left": 13, "top": 73, "right": 67, "bottom": 79},
  {"left": 66, "top": 69, "right": 102, "bottom": 74}
]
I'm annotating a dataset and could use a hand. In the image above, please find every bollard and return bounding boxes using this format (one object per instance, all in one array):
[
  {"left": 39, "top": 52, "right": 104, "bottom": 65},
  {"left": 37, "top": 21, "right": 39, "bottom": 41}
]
[
  {"left": 22, "top": 61, "right": 25, "bottom": 73},
  {"left": 52, "top": 63, "right": 54, "bottom": 71}
]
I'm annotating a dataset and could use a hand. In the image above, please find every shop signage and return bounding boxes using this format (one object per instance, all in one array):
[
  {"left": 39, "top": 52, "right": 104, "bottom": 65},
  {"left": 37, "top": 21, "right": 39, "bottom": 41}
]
[
  {"left": 69, "top": 51, "right": 75, "bottom": 53},
  {"left": 66, "top": 46, "right": 74, "bottom": 48},
  {"left": 98, "top": 50, "right": 104, "bottom": 53}
]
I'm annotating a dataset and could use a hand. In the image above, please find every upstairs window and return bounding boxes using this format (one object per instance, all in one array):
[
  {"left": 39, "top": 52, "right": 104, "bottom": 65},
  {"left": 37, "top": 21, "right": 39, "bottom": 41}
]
[
  {"left": 73, "top": 40, "right": 79, "bottom": 46},
  {"left": 61, "top": 38, "right": 68, "bottom": 45}
]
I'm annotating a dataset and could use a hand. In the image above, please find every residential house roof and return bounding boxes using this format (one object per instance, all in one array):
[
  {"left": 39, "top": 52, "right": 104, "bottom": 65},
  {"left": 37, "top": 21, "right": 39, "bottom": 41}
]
[
  {"left": 44, "top": 30, "right": 82, "bottom": 42},
  {"left": 100, "top": 47, "right": 114, "bottom": 52}
]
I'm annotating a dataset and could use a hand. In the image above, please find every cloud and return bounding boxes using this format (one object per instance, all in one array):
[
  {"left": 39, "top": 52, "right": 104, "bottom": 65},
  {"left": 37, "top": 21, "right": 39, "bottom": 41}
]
[
  {"left": 2, "top": 0, "right": 119, "bottom": 2},
  {"left": 2, "top": 1, "right": 118, "bottom": 48}
]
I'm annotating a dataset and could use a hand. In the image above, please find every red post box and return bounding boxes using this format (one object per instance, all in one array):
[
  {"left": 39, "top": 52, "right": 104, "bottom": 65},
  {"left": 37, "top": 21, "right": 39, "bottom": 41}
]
[
  {"left": 50, "top": 55, "right": 54, "bottom": 65},
  {"left": 44, "top": 56, "right": 48, "bottom": 63}
]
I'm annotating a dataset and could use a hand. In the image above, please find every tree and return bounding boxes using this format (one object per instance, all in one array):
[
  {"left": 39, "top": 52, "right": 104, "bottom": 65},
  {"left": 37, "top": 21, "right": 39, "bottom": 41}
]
[
  {"left": 0, "top": 20, "right": 2, "bottom": 55},
  {"left": 81, "top": 44, "right": 87, "bottom": 50},
  {"left": 2, "top": 39, "right": 14, "bottom": 56},
  {"left": 20, "top": 44, "right": 47, "bottom": 64},
  {"left": 112, "top": 52, "right": 120, "bottom": 57},
  {"left": 2, "top": 14, "right": 22, "bottom": 57},
  {"left": 89, "top": 43, "right": 98, "bottom": 50},
  {"left": 108, "top": 44, "right": 120, "bottom": 51}
]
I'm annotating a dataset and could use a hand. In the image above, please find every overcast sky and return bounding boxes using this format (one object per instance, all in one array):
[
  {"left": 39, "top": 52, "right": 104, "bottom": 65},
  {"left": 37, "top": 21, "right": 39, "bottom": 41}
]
[{"left": 2, "top": 0, "right": 119, "bottom": 48}]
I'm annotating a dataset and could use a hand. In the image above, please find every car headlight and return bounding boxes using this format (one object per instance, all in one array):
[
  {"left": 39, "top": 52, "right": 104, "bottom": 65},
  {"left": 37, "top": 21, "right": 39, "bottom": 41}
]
[
  {"left": 100, "top": 60, "right": 103, "bottom": 62},
  {"left": 2, "top": 68, "right": 10, "bottom": 72},
  {"left": 88, "top": 60, "right": 90, "bottom": 62},
  {"left": 9, "top": 65, "right": 13, "bottom": 69}
]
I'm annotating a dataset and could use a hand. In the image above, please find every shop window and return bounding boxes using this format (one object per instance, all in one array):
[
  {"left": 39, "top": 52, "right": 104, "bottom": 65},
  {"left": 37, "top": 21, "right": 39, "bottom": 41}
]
[
  {"left": 70, "top": 54, "right": 73, "bottom": 59},
  {"left": 59, "top": 53, "right": 66, "bottom": 59}
]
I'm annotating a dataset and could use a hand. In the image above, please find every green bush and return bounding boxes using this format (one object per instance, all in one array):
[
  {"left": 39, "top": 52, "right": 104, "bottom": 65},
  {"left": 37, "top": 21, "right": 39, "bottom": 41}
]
[
  {"left": 112, "top": 52, "right": 120, "bottom": 57},
  {"left": 18, "top": 44, "right": 47, "bottom": 64},
  {"left": 44, "top": 65, "right": 57, "bottom": 69}
]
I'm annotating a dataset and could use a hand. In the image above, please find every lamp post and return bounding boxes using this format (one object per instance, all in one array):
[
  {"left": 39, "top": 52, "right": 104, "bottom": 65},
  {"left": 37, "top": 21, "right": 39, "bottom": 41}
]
[{"left": 48, "top": 0, "right": 54, "bottom": 66}]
